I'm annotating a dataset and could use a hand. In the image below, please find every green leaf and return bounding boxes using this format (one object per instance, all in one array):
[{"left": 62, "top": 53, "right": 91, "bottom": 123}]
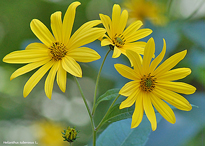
[
  {"left": 95, "top": 88, "right": 120, "bottom": 109},
  {"left": 99, "top": 104, "right": 133, "bottom": 129},
  {"left": 96, "top": 113, "right": 162, "bottom": 146}
]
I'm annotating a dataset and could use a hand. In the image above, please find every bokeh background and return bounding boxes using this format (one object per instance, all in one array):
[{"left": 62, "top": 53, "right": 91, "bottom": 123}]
[{"left": 0, "top": 0, "right": 204, "bottom": 146}]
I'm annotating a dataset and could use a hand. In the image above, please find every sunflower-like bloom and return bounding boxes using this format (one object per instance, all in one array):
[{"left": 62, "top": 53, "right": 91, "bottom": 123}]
[
  {"left": 123, "top": 0, "right": 168, "bottom": 26},
  {"left": 99, "top": 4, "right": 152, "bottom": 58},
  {"left": 35, "top": 121, "right": 65, "bottom": 146},
  {"left": 115, "top": 38, "right": 196, "bottom": 131},
  {"left": 3, "top": 1, "right": 105, "bottom": 99}
]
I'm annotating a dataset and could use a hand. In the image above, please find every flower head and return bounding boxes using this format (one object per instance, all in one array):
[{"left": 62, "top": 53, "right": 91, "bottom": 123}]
[
  {"left": 35, "top": 121, "right": 65, "bottom": 146},
  {"left": 123, "top": 0, "right": 168, "bottom": 26},
  {"left": 3, "top": 1, "right": 105, "bottom": 99},
  {"left": 115, "top": 38, "right": 196, "bottom": 131},
  {"left": 99, "top": 4, "right": 152, "bottom": 58}
]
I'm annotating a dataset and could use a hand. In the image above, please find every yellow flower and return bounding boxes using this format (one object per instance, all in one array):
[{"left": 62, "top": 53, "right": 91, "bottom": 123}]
[
  {"left": 114, "top": 38, "right": 196, "bottom": 131},
  {"left": 34, "top": 121, "right": 66, "bottom": 146},
  {"left": 99, "top": 4, "right": 152, "bottom": 58},
  {"left": 123, "top": 0, "right": 168, "bottom": 26},
  {"left": 3, "top": 1, "right": 105, "bottom": 99}
]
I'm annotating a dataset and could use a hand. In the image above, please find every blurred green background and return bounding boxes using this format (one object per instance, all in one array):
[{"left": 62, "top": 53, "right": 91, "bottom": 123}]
[{"left": 0, "top": 0, "right": 204, "bottom": 146}]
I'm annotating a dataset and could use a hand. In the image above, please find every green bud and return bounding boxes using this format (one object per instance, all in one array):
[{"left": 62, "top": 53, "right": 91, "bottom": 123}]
[{"left": 62, "top": 127, "right": 78, "bottom": 143}]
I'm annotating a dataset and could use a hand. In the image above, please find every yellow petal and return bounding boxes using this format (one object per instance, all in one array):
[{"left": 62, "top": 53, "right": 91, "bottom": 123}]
[
  {"left": 101, "top": 38, "right": 112, "bottom": 46},
  {"left": 68, "top": 28, "right": 106, "bottom": 50},
  {"left": 142, "top": 38, "right": 155, "bottom": 75},
  {"left": 114, "top": 64, "right": 138, "bottom": 80},
  {"left": 131, "top": 93, "right": 143, "bottom": 128},
  {"left": 23, "top": 60, "right": 54, "bottom": 97},
  {"left": 158, "top": 68, "right": 191, "bottom": 81},
  {"left": 51, "top": 11, "right": 63, "bottom": 42},
  {"left": 3, "top": 50, "right": 49, "bottom": 64},
  {"left": 153, "top": 87, "right": 192, "bottom": 111},
  {"left": 123, "top": 50, "right": 142, "bottom": 67},
  {"left": 149, "top": 39, "right": 166, "bottom": 73},
  {"left": 45, "top": 61, "right": 60, "bottom": 99},
  {"left": 117, "top": 9, "right": 128, "bottom": 34},
  {"left": 68, "top": 47, "right": 101, "bottom": 62},
  {"left": 25, "top": 42, "right": 48, "bottom": 50},
  {"left": 150, "top": 94, "right": 176, "bottom": 124},
  {"left": 10, "top": 58, "right": 50, "bottom": 80},
  {"left": 123, "top": 41, "right": 153, "bottom": 64},
  {"left": 154, "top": 50, "right": 187, "bottom": 77},
  {"left": 62, "top": 56, "right": 82, "bottom": 77},
  {"left": 157, "top": 81, "right": 196, "bottom": 95},
  {"left": 126, "top": 50, "right": 142, "bottom": 76},
  {"left": 99, "top": 14, "right": 112, "bottom": 37},
  {"left": 69, "top": 20, "right": 102, "bottom": 45},
  {"left": 119, "top": 88, "right": 139, "bottom": 109},
  {"left": 57, "top": 62, "right": 67, "bottom": 92},
  {"left": 111, "top": 4, "right": 121, "bottom": 36},
  {"left": 123, "top": 43, "right": 145, "bottom": 56},
  {"left": 119, "top": 81, "right": 139, "bottom": 96},
  {"left": 30, "top": 19, "right": 55, "bottom": 47},
  {"left": 124, "top": 41, "right": 146, "bottom": 49},
  {"left": 112, "top": 46, "right": 122, "bottom": 58},
  {"left": 62, "top": 1, "right": 81, "bottom": 45},
  {"left": 125, "top": 29, "right": 152, "bottom": 43},
  {"left": 143, "top": 92, "right": 157, "bottom": 131},
  {"left": 122, "top": 20, "right": 143, "bottom": 37}
]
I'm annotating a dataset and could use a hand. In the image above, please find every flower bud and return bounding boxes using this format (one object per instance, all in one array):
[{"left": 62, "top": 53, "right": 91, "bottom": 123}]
[{"left": 62, "top": 127, "right": 78, "bottom": 143}]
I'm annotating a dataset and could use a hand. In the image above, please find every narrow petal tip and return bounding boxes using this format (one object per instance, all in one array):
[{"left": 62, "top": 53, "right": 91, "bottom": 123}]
[
  {"left": 185, "top": 103, "right": 193, "bottom": 111},
  {"left": 75, "top": 74, "right": 82, "bottom": 78},
  {"left": 23, "top": 91, "right": 28, "bottom": 98},
  {"left": 2, "top": 54, "right": 11, "bottom": 63},
  {"left": 152, "top": 124, "right": 157, "bottom": 131},
  {"left": 47, "top": 94, "right": 52, "bottom": 100},
  {"left": 72, "top": 1, "right": 81, "bottom": 6},
  {"left": 10, "top": 76, "right": 14, "bottom": 81},
  {"left": 181, "top": 49, "right": 187, "bottom": 57},
  {"left": 2, "top": 56, "right": 6, "bottom": 62},
  {"left": 61, "top": 89, "right": 66, "bottom": 93},
  {"left": 119, "top": 103, "right": 124, "bottom": 109},
  {"left": 148, "top": 37, "right": 154, "bottom": 43},
  {"left": 114, "top": 64, "right": 120, "bottom": 70}
]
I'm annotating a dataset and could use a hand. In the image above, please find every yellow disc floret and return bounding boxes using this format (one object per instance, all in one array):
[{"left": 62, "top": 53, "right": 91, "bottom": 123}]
[
  {"left": 49, "top": 42, "right": 67, "bottom": 61},
  {"left": 113, "top": 34, "right": 126, "bottom": 48},
  {"left": 140, "top": 73, "right": 156, "bottom": 92}
]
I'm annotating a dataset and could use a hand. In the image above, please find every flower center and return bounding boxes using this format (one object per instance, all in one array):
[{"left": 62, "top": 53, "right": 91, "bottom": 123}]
[
  {"left": 140, "top": 73, "right": 157, "bottom": 92},
  {"left": 113, "top": 34, "right": 126, "bottom": 48},
  {"left": 49, "top": 42, "right": 67, "bottom": 61}
]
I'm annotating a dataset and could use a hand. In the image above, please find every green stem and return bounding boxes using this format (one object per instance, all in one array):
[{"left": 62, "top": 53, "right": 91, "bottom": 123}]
[
  {"left": 95, "top": 94, "right": 121, "bottom": 131},
  {"left": 73, "top": 76, "right": 94, "bottom": 130},
  {"left": 92, "top": 49, "right": 111, "bottom": 115},
  {"left": 93, "top": 130, "right": 97, "bottom": 146}
]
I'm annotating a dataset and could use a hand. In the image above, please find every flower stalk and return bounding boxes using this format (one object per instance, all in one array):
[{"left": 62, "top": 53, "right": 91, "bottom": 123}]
[
  {"left": 96, "top": 94, "right": 121, "bottom": 131},
  {"left": 92, "top": 49, "right": 112, "bottom": 115},
  {"left": 73, "top": 77, "right": 94, "bottom": 130}
]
